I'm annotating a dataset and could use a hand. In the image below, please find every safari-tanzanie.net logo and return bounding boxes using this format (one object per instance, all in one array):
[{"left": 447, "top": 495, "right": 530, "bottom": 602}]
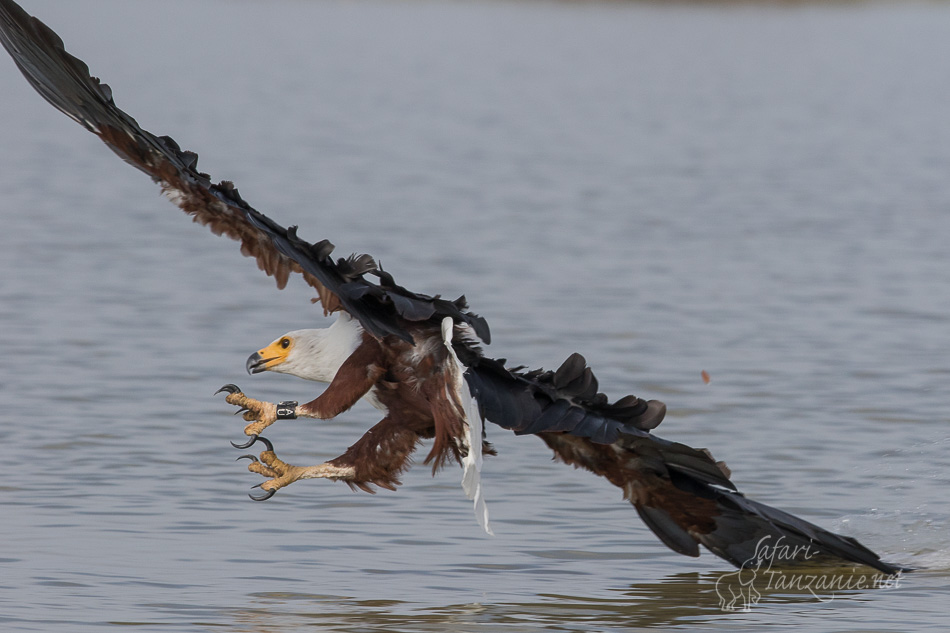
[{"left": 714, "top": 535, "right": 903, "bottom": 612}]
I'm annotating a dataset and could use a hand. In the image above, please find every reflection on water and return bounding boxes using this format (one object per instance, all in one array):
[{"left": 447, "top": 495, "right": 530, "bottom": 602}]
[
  {"left": 1, "top": 0, "right": 949, "bottom": 631},
  {"left": 224, "top": 569, "right": 906, "bottom": 632}
]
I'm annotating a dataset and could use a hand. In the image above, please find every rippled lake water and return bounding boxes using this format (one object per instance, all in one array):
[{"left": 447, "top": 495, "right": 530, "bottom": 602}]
[{"left": 1, "top": 0, "right": 949, "bottom": 630}]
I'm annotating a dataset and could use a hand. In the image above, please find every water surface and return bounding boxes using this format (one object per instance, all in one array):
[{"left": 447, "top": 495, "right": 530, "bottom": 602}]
[{"left": 1, "top": 0, "right": 948, "bottom": 631}]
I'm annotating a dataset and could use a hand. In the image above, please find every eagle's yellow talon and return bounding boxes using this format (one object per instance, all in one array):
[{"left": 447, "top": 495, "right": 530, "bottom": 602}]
[
  {"left": 229, "top": 436, "right": 295, "bottom": 500},
  {"left": 248, "top": 462, "right": 279, "bottom": 479},
  {"left": 243, "top": 442, "right": 307, "bottom": 496},
  {"left": 243, "top": 419, "right": 273, "bottom": 436},
  {"left": 221, "top": 388, "right": 279, "bottom": 434}
]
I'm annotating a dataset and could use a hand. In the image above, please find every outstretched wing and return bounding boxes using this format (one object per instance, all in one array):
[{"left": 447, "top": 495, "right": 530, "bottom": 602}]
[
  {"left": 465, "top": 352, "right": 906, "bottom": 575},
  {"left": 0, "top": 0, "right": 489, "bottom": 345},
  {"left": 541, "top": 430, "right": 906, "bottom": 575}
]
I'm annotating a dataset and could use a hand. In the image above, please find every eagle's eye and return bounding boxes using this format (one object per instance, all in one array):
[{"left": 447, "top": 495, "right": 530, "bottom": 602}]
[{"left": 280, "top": 338, "right": 291, "bottom": 349}]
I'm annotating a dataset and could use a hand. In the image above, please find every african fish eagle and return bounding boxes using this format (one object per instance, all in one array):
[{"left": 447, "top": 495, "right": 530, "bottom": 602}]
[{"left": 0, "top": 0, "right": 907, "bottom": 574}]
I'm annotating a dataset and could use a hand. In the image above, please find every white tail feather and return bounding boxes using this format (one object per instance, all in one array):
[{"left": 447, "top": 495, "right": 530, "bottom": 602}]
[{"left": 441, "top": 317, "right": 493, "bottom": 535}]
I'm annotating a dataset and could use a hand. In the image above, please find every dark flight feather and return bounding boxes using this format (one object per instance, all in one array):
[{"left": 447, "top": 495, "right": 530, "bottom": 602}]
[{"left": 466, "top": 353, "right": 906, "bottom": 574}]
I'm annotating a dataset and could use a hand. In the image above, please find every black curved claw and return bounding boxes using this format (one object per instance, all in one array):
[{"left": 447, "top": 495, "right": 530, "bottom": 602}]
[
  {"left": 230, "top": 435, "right": 259, "bottom": 450},
  {"left": 215, "top": 384, "right": 241, "bottom": 396},
  {"left": 229, "top": 435, "right": 275, "bottom": 452},
  {"left": 255, "top": 436, "right": 274, "bottom": 452},
  {"left": 233, "top": 407, "right": 250, "bottom": 416},
  {"left": 236, "top": 454, "right": 259, "bottom": 463},
  {"left": 249, "top": 485, "right": 277, "bottom": 502}
]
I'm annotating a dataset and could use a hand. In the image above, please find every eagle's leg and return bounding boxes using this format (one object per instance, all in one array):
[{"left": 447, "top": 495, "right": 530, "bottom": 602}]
[
  {"left": 237, "top": 416, "right": 421, "bottom": 497},
  {"left": 238, "top": 436, "right": 356, "bottom": 500},
  {"left": 215, "top": 384, "right": 283, "bottom": 437}
]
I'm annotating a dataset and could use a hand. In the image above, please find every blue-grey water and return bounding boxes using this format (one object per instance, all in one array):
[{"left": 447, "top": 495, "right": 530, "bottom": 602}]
[{"left": 1, "top": 0, "right": 949, "bottom": 630}]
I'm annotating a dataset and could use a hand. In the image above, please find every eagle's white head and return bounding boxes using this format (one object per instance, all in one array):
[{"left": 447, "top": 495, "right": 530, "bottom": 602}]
[{"left": 244, "top": 314, "right": 363, "bottom": 383}]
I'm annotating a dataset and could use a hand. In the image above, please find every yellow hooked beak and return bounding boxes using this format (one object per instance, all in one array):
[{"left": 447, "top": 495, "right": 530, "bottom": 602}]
[{"left": 246, "top": 336, "right": 293, "bottom": 374}]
